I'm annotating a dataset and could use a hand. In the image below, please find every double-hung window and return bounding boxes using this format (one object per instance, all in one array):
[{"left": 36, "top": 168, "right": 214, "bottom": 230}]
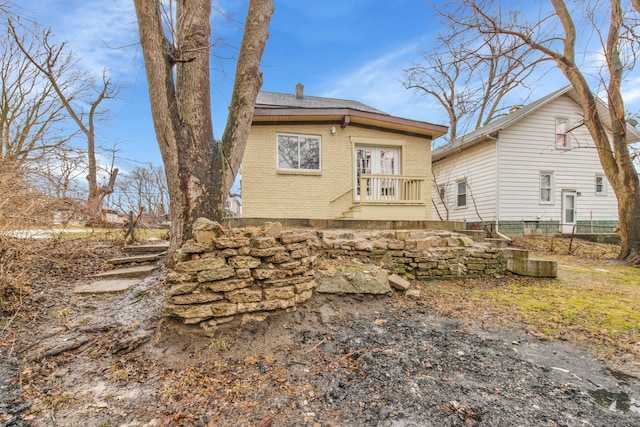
[
  {"left": 277, "top": 133, "right": 321, "bottom": 171},
  {"left": 540, "top": 172, "right": 553, "bottom": 203},
  {"left": 555, "top": 118, "right": 568, "bottom": 149},
  {"left": 456, "top": 180, "right": 467, "bottom": 208},
  {"left": 595, "top": 174, "right": 606, "bottom": 195}
]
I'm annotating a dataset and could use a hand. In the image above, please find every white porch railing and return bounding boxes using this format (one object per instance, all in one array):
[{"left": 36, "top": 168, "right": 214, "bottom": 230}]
[{"left": 357, "top": 174, "right": 426, "bottom": 204}]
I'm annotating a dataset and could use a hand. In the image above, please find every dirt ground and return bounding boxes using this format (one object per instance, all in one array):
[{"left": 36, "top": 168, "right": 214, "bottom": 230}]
[{"left": 1, "top": 238, "right": 639, "bottom": 426}]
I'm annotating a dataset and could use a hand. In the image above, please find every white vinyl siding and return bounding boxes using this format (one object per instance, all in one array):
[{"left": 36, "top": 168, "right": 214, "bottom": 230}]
[
  {"left": 433, "top": 94, "right": 618, "bottom": 225},
  {"left": 497, "top": 96, "right": 617, "bottom": 222},
  {"left": 432, "top": 139, "right": 497, "bottom": 221}
]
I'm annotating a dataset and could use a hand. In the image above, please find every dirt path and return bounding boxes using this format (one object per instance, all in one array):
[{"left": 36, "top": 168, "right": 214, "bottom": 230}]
[{"left": 1, "top": 241, "right": 639, "bottom": 426}]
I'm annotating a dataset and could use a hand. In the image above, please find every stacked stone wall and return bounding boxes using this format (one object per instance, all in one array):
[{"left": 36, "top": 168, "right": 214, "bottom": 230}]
[
  {"left": 318, "top": 229, "right": 506, "bottom": 279},
  {"left": 163, "top": 220, "right": 318, "bottom": 336},
  {"left": 163, "top": 220, "right": 507, "bottom": 334}
]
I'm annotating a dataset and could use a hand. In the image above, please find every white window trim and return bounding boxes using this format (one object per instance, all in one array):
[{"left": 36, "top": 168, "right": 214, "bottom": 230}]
[
  {"left": 540, "top": 171, "right": 554, "bottom": 205},
  {"left": 595, "top": 173, "right": 606, "bottom": 196},
  {"left": 456, "top": 180, "right": 467, "bottom": 208},
  {"left": 276, "top": 133, "right": 322, "bottom": 172}
]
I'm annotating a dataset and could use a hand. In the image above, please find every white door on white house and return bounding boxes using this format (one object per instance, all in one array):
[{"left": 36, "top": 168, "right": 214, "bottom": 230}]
[
  {"left": 355, "top": 146, "right": 400, "bottom": 201},
  {"left": 562, "top": 190, "right": 577, "bottom": 233}
]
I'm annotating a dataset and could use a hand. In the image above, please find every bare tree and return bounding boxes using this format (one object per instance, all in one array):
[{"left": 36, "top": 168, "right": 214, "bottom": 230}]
[
  {"left": 112, "top": 163, "right": 168, "bottom": 225},
  {"left": 31, "top": 147, "right": 86, "bottom": 201},
  {"left": 403, "top": 23, "right": 545, "bottom": 142},
  {"left": 8, "top": 19, "right": 120, "bottom": 223},
  {"left": 431, "top": 170, "right": 450, "bottom": 221},
  {"left": 440, "top": 0, "right": 640, "bottom": 261},
  {"left": 0, "top": 20, "right": 72, "bottom": 171},
  {"left": 133, "top": 0, "right": 273, "bottom": 263}
]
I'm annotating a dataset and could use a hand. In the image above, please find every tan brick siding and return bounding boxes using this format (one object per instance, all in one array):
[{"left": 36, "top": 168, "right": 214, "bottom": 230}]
[{"left": 242, "top": 123, "right": 432, "bottom": 219}]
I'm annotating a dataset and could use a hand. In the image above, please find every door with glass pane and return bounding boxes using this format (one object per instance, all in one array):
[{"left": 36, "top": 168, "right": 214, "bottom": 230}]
[
  {"left": 355, "top": 146, "right": 399, "bottom": 201},
  {"left": 562, "top": 191, "right": 577, "bottom": 233}
]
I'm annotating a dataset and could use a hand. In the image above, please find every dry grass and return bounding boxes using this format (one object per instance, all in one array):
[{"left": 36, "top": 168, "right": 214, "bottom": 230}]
[
  {"left": 0, "top": 166, "right": 166, "bottom": 323},
  {"left": 511, "top": 235, "right": 620, "bottom": 259}
]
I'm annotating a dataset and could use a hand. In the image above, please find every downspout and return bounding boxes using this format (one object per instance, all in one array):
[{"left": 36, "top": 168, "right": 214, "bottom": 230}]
[{"left": 487, "top": 132, "right": 511, "bottom": 241}]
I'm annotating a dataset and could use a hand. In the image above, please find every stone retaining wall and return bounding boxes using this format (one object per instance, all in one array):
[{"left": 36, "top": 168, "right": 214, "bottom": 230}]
[
  {"left": 163, "top": 219, "right": 507, "bottom": 334},
  {"left": 163, "top": 219, "right": 318, "bottom": 336},
  {"left": 318, "top": 229, "right": 506, "bottom": 279}
]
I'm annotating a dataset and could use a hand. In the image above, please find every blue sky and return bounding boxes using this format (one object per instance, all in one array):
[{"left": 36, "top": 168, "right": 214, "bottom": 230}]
[{"left": 15, "top": 0, "right": 640, "bottom": 171}]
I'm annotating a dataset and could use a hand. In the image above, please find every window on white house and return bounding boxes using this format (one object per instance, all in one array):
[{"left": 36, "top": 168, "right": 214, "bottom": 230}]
[
  {"left": 456, "top": 180, "right": 467, "bottom": 207},
  {"left": 595, "top": 174, "right": 606, "bottom": 195},
  {"left": 277, "top": 133, "right": 321, "bottom": 171},
  {"left": 555, "top": 118, "right": 568, "bottom": 149},
  {"left": 540, "top": 172, "right": 553, "bottom": 203}
]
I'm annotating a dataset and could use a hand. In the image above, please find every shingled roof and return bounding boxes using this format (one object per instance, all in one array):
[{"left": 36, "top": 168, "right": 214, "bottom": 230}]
[
  {"left": 256, "top": 90, "right": 387, "bottom": 115},
  {"left": 253, "top": 84, "right": 447, "bottom": 140}
]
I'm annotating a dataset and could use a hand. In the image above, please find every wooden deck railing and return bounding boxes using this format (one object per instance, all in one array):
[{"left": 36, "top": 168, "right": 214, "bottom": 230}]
[{"left": 357, "top": 174, "right": 426, "bottom": 204}]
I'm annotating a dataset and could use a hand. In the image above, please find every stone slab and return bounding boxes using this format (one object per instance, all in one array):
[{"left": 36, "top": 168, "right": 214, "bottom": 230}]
[
  {"left": 91, "top": 265, "right": 156, "bottom": 279},
  {"left": 123, "top": 243, "right": 169, "bottom": 255},
  {"left": 316, "top": 269, "right": 391, "bottom": 295},
  {"left": 388, "top": 273, "right": 410, "bottom": 291},
  {"left": 73, "top": 279, "right": 138, "bottom": 294},
  {"left": 106, "top": 254, "right": 161, "bottom": 265}
]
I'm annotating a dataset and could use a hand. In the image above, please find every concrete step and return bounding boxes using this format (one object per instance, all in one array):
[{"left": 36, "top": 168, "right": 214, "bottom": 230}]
[
  {"left": 73, "top": 279, "right": 139, "bottom": 294},
  {"left": 461, "top": 230, "right": 485, "bottom": 241},
  {"left": 123, "top": 243, "right": 169, "bottom": 255},
  {"left": 91, "top": 265, "right": 156, "bottom": 280},
  {"left": 484, "top": 237, "right": 509, "bottom": 248},
  {"left": 106, "top": 254, "right": 163, "bottom": 265},
  {"left": 504, "top": 247, "right": 557, "bottom": 278}
]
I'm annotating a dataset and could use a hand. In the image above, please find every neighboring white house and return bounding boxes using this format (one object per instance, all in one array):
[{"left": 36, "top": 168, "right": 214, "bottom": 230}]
[
  {"left": 431, "top": 86, "right": 640, "bottom": 237},
  {"left": 225, "top": 195, "right": 242, "bottom": 218}
]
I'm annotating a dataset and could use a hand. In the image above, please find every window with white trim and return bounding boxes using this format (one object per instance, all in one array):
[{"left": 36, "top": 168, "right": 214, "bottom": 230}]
[
  {"left": 555, "top": 118, "right": 568, "bottom": 149},
  {"left": 540, "top": 172, "right": 553, "bottom": 203},
  {"left": 277, "top": 133, "right": 321, "bottom": 171},
  {"left": 456, "top": 180, "right": 467, "bottom": 208},
  {"left": 595, "top": 174, "right": 606, "bottom": 195}
]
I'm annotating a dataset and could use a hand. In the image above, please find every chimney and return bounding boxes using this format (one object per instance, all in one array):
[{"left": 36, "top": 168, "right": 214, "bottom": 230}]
[{"left": 295, "top": 83, "right": 304, "bottom": 99}]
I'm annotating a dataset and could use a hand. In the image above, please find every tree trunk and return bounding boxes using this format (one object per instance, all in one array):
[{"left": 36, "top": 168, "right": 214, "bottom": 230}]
[
  {"left": 549, "top": 0, "right": 640, "bottom": 261},
  {"left": 134, "top": 0, "right": 273, "bottom": 265}
]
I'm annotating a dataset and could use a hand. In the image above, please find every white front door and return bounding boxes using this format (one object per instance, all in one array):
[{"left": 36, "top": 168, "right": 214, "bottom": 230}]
[
  {"left": 355, "top": 146, "right": 400, "bottom": 201},
  {"left": 562, "top": 191, "right": 577, "bottom": 233}
]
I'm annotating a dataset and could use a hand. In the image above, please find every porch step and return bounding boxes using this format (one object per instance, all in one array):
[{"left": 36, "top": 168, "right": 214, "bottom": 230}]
[
  {"left": 338, "top": 204, "right": 428, "bottom": 221},
  {"left": 338, "top": 205, "right": 361, "bottom": 219}
]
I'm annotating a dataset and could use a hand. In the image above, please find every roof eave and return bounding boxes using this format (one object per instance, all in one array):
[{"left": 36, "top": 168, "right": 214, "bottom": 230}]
[
  {"left": 253, "top": 107, "right": 448, "bottom": 139},
  {"left": 432, "top": 131, "right": 499, "bottom": 162}
]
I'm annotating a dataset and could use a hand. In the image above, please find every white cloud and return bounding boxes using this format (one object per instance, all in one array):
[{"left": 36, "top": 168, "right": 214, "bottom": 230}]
[
  {"left": 318, "top": 43, "right": 444, "bottom": 125},
  {"left": 57, "top": 1, "right": 139, "bottom": 79},
  {"left": 18, "top": 0, "right": 141, "bottom": 80}
]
